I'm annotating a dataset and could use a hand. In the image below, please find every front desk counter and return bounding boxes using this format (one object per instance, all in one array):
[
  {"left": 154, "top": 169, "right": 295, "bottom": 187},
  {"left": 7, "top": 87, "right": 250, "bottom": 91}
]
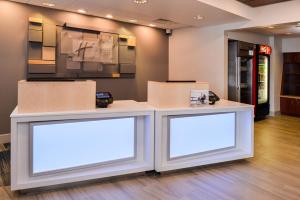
[
  {"left": 11, "top": 99, "right": 254, "bottom": 190},
  {"left": 10, "top": 100, "right": 155, "bottom": 190},
  {"left": 154, "top": 100, "right": 254, "bottom": 172}
]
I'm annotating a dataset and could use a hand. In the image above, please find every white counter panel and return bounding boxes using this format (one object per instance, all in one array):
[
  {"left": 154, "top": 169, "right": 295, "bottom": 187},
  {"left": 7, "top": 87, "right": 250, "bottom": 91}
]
[
  {"left": 169, "top": 113, "right": 236, "bottom": 159},
  {"left": 11, "top": 101, "right": 155, "bottom": 190},
  {"left": 31, "top": 117, "right": 135, "bottom": 175},
  {"left": 155, "top": 100, "right": 254, "bottom": 172}
]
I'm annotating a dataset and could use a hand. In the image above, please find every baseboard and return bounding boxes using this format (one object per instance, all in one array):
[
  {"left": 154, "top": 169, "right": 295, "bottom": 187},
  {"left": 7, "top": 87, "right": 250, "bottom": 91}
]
[
  {"left": 0, "top": 133, "right": 10, "bottom": 144},
  {"left": 269, "top": 111, "right": 281, "bottom": 117}
]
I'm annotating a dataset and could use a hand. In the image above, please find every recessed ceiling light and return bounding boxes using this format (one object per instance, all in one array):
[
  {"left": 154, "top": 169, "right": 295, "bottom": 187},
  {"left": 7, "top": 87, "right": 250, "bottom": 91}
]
[
  {"left": 106, "top": 14, "right": 113, "bottom": 19},
  {"left": 194, "top": 15, "right": 204, "bottom": 20},
  {"left": 77, "top": 9, "right": 86, "bottom": 14},
  {"left": 133, "top": 0, "right": 148, "bottom": 4},
  {"left": 129, "top": 19, "right": 138, "bottom": 23},
  {"left": 268, "top": 26, "right": 275, "bottom": 29},
  {"left": 149, "top": 24, "right": 156, "bottom": 27},
  {"left": 42, "top": 2, "right": 55, "bottom": 7}
]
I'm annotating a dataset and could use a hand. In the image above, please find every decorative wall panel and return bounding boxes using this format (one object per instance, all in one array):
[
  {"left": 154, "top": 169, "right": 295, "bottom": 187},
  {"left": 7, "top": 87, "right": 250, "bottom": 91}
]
[{"left": 27, "top": 18, "right": 137, "bottom": 80}]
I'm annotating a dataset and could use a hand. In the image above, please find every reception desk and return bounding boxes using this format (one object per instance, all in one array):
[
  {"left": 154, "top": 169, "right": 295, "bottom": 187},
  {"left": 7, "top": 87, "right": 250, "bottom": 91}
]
[
  {"left": 10, "top": 100, "right": 155, "bottom": 190},
  {"left": 11, "top": 81, "right": 254, "bottom": 190}
]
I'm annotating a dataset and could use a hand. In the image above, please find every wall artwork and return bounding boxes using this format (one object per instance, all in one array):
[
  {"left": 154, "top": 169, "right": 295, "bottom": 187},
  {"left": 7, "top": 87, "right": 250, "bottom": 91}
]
[{"left": 27, "top": 18, "right": 136, "bottom": 80}]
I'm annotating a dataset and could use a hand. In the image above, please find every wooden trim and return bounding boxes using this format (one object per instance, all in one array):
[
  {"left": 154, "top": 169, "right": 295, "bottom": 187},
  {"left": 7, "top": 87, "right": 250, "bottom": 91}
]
[
  {"left": 0, "top": 133, "right": 10, "bottom": 144},
  {"left": 28, "top": 60, "right": 55, "bottom": 65},
  {"left": 112, "top": 73, "right": 121, "bottom": 78},
  {"left": 280, "top": 64, "right": 285, "bottom": 96},
  {"left": 29, "top": 17, "right": 43, "bottom": 24},
  {"left": 280, "top": 95, "right": 300, "bottom": 99}
]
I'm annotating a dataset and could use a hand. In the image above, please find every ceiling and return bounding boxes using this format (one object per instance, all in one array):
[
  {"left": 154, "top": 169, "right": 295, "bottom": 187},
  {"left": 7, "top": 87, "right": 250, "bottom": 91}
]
[
  {"left": 236, "top": 0, "right": 291, "bottom": 7},
  {"left": 10, "top": 0, "right": 248, "bottom": 29},
  {"left": 239, "top": 22, "right": 300, "bottom": 36}
]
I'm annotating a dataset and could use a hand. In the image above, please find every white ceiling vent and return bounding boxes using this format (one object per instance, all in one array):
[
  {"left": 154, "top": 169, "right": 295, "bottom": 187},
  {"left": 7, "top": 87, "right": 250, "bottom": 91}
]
[{"left": 153, "top": 18, "right": 179, "bottom": 25}]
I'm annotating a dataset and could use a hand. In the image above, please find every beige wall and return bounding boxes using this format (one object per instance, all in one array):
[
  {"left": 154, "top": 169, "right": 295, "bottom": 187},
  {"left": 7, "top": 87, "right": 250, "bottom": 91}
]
[
  {"left": 282, "top": 37, "right": 300, "bottom": 52},
  {"left": 0, "top": 1, "right": 169, "bottom": 134}
]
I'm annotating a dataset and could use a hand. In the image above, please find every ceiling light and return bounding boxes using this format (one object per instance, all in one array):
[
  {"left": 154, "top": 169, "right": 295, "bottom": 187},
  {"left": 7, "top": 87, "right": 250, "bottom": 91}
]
[
  {"left": 268, "top": 26, "right": 275, "bottom": 29},
  {"left": 194, "top": 15, "right": 204, "bottom": 20},
  {"left": 77, "top": 9, "right": 86, "bottom": 14},
  {"left": 149, "top": 24, "right": 156, "bottom": 27},
  {"left": 129, "top": 19, "right": 138, "bottom": 23},
  {"left": 286, "top": 32, "right": 292, "bottom": 35},
  {"left": 106, "top": 14, "right": 113, "bottom": 19},
  {"left": 42, "top": 2, "right": 55, "bottom": 7},
  {"left": 133, "top": 0, "right": 148, "bottom": 4}
]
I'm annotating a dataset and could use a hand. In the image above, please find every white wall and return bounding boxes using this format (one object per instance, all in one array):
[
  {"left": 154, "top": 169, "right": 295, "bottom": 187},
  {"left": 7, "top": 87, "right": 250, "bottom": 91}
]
[
  {"left": 227, "top": 31, "right": 269, "bottom": 45},
  {"left": 199, "top": 0, "right": 300, "bottom": 29},
  {"left": 169, "top": 25, "right": 283, "bottom": 113},
  {"left": 269, "top": 36, "right": 283, "bottom": 114},
  {"left": 169, "top": 0, "right": 300, "bottom": 114},
  {"left": 169, "top": 25, "right": 270, "bottom": 99},
  {"left": 282, "top": 37, "right": 300, "bottom": 52},
  {"left": 198, "top": 0, "right": 254, "bottom": 19},
  {"left": 169, "top": 25, "right": 227, "bottom": 98},
  {"left": 246, "top": 1, "right": 300, "bottom": 28}
]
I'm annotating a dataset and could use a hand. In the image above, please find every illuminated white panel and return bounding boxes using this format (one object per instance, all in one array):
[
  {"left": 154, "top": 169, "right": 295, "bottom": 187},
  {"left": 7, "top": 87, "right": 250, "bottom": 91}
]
[
  {"left": 169, "top": 113, "right": 235, "bottom": 159},
  {"left": 31, "top": 117, "right": 135, "bottom": 175}
]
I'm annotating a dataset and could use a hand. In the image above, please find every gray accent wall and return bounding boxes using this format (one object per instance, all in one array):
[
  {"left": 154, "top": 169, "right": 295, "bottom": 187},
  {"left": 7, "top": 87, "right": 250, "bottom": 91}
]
[{"left": 0, "top": 1, "right": 169, "bottom": 134}]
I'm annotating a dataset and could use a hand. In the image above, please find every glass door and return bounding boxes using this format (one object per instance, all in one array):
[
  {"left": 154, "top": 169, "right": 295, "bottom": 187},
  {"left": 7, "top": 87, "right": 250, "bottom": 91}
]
[
  {"left": 258, "top": 55, "right": 269, "bottom": 104},
  {"left": 239, "top": 57, "right": 253, "bottom": 104}
]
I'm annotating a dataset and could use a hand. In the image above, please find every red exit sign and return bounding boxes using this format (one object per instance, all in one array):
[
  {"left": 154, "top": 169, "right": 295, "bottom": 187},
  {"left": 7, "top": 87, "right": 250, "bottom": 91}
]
[{"left": 259, "top": 45, "right": 272, "bottom": 55}]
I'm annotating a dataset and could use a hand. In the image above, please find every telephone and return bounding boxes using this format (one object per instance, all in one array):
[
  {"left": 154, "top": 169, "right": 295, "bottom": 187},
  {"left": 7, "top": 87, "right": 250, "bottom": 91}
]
[
  {"left": 96, "top": 92, "right": 113, "bottom": 108},
  {"left": 209, "top": 91, "right": 220, "bottom": 105}
]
